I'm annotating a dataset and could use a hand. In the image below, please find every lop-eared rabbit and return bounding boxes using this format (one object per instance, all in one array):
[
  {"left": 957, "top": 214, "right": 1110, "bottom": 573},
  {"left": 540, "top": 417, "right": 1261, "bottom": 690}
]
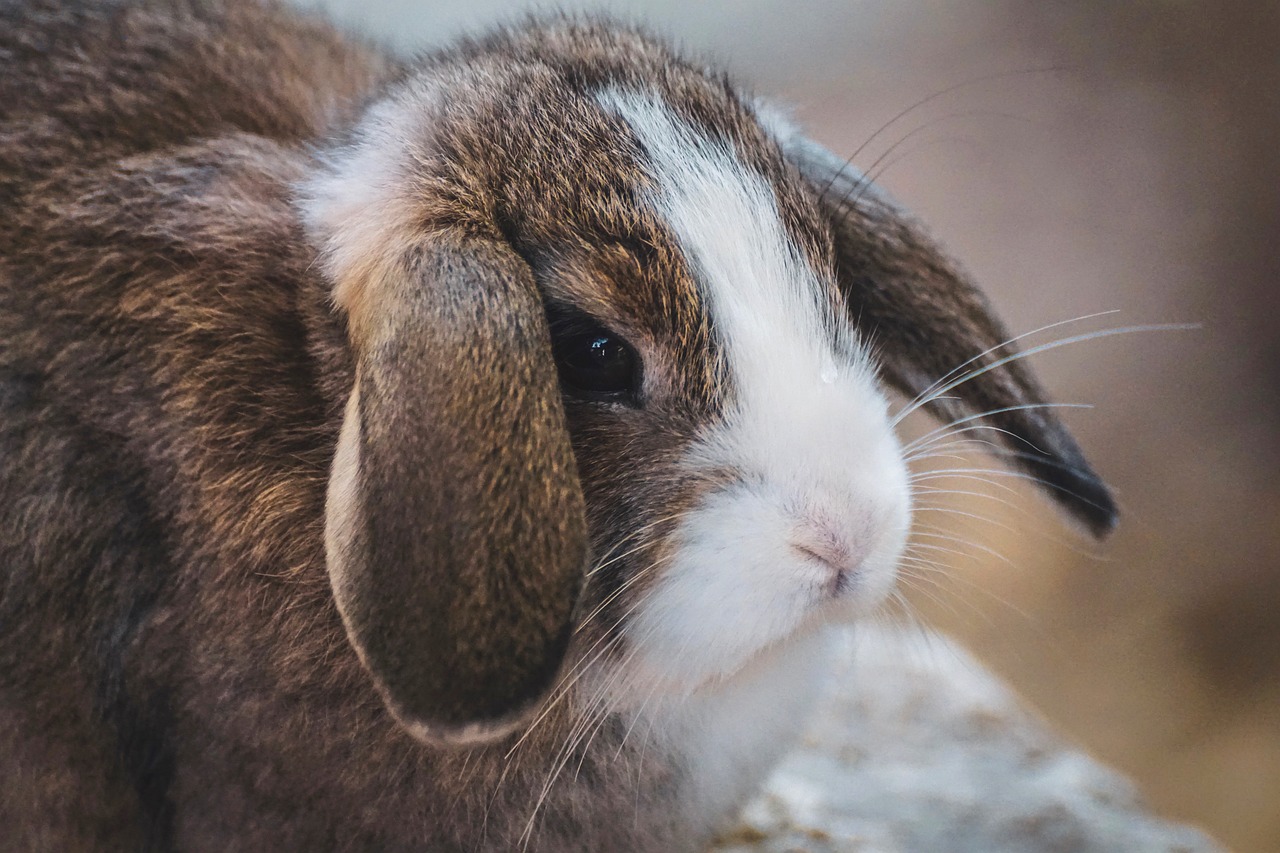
[{"left": 0, "top": 0, "right": 1115, "bottom": 849}]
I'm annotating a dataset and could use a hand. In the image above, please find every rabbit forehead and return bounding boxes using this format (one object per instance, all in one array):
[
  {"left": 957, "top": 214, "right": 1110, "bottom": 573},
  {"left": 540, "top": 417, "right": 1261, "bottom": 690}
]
[
  {"left": 596, "top": 88, "right": 879, "bottom": 420},
  {"left": 306, "top": 45, "right": 862, "bottom": 415}
]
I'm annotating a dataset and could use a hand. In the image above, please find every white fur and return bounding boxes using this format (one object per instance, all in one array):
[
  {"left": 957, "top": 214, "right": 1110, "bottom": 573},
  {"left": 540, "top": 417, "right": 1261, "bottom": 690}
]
[
  {"left": 324, "top": 379, "right": 364, "bottom": 625},
  {"left": 297, "top": 81, "right": 442, "bottom": 333},
  {"left": 648, "top": 627, "right": 838, "bottom": 839},
  {"left": 749, "top": 97, "right": 805, "bottom": 151},
  {"left": 596, "top": 90, "right": 911, "bottom": 697}
]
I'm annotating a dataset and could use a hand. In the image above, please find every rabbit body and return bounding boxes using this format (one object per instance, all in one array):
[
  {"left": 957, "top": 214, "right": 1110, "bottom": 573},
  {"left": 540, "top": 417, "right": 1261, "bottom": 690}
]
[
  {"left": 0, "top": 1, "right": 1115, "bottom": 850},
  {"left": 0, "top": 3, "right": 819, "bottom": 849}
]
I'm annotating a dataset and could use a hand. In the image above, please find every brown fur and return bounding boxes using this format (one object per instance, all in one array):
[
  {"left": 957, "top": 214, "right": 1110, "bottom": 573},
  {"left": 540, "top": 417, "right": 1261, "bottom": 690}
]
[{"left": 0, "top": 1, "right": 1113, "bottom": 849}]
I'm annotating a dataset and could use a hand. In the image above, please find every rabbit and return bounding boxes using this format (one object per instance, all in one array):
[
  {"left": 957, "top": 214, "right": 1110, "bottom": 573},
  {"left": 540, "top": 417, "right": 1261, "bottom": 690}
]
[{"left": 0, "top": 0, "right": 1117, "bottom": 850}]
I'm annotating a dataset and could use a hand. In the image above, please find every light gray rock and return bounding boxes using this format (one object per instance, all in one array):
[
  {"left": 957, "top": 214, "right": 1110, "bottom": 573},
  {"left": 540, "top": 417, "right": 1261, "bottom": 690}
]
[{"left": 712, "top": 627, "right": 1224, "bottom": 853}]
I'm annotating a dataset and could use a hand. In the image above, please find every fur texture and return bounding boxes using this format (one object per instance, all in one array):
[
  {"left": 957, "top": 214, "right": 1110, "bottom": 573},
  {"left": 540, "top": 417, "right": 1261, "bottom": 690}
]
[{"left": 0, "top": 1, "right": 1115, "bottom": 849}]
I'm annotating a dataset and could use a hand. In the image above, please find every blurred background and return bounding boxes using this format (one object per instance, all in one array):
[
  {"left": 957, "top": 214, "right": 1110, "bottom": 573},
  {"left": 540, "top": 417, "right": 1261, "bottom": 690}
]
[{"left": 294, "top": 1, "right": 1279, "bottom": 849}]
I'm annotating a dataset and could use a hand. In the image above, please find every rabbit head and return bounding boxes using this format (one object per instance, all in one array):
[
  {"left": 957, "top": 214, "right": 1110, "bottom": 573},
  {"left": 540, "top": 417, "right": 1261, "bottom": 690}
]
[{"left": 301, "top": 21, "right": 1116, "bottom": 746}]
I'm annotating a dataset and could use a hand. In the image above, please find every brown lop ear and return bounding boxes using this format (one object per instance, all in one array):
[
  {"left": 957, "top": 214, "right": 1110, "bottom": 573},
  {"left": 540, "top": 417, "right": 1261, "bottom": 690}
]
[
  {"left": 325, "top": 232, "right": 587, "bottom": 745},
  {"left": 783, "top": 135, "right": 1117, "bottom": 537}
]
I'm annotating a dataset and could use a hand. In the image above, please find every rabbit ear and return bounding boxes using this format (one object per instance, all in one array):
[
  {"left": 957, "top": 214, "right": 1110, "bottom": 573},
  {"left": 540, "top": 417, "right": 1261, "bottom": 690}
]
[
  {"left": 782, "top": 134, "right": 1117, "bottom": 537},
  {"left": 324, "top": 232, "right": 587, "bottom": 746}
]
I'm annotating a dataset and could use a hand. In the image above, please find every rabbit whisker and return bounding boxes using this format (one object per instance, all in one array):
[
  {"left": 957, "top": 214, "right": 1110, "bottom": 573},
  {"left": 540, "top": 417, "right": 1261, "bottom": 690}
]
[
  {"left": 839, "top": 66, "right": 1069, "bottom": 194},
  {"left": 896, "top": 323, "right": 1197, "bottom": 427},
  {"left": 507, "top": 545, "right": 680, "bottom": 760},
  {"left": 909, "top": 528, "right": 1013, "bottom": 567},
  {"left": 901, "top": 402, "right": 1092, "bottom": 457},
  {"left": 892, "top": 310, "right": 1121, "bottom": 424},
  {"left": 519, "top": 634, "right": 651, "bottom": 851}
]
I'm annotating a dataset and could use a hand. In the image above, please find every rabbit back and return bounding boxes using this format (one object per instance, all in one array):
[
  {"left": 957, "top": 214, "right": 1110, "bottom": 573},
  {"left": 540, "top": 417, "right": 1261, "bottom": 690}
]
[
  {"left": 0, "top": 0, "right": 390, "bottom": 186},
  {"left": 0, "top": 2, "right": 388, "bottom": 846}
]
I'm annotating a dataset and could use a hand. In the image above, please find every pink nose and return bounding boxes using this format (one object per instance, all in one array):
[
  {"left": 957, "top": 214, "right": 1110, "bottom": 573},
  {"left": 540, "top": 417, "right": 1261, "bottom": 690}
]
[
  {"left": 790, "top": 520, "right": 866, "bottom": 594},
  {"left": 791, "top": 539, "right": 851, "bottom": 570}
]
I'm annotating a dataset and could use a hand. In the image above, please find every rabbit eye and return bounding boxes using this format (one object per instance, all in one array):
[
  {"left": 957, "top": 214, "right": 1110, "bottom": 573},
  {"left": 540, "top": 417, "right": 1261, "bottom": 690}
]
[{"left": 548, "top": 307, "right": 641, "bottom": 404}]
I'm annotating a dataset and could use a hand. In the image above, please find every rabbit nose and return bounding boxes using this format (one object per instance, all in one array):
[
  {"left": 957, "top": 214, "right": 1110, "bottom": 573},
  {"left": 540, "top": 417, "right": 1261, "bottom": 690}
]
[
  {"left": 790, "top": 521, "right": 868, "bottom": 592},
  {"left": 791, "top": 537, "right": 854, "bottom": 571}
]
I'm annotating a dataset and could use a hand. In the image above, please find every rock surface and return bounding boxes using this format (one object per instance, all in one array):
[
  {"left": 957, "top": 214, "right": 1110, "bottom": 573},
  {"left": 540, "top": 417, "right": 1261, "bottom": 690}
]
[{"left": 712, "top": 627, "right": 1225, "bottom": 853}]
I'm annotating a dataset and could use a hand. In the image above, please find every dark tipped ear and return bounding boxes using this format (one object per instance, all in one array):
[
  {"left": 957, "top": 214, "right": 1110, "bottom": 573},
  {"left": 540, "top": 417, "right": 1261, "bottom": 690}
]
[
  {"left": 783, "top": 135, "right": 1117, "bottom": 537},
  {"left": 324, "top": 232, "right": 586, "bottom": 745}
]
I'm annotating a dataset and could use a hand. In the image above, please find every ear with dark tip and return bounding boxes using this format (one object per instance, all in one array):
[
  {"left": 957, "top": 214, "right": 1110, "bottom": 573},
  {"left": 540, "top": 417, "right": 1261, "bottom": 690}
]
[
  {"left": 325, "top": 234, "right": 587, "bottom": 746},
  {"left": 783, "top": 135, "right": 1117, "bottom": 537}
]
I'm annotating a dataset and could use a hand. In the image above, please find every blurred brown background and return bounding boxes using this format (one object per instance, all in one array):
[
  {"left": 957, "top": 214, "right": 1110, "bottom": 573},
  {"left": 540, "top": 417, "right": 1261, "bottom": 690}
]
[{"left": 299, "top": 0, "right": 1279, "bottom": 848}]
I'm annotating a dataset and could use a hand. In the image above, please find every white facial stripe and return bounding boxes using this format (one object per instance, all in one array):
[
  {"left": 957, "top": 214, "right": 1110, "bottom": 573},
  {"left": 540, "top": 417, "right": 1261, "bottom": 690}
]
[
  {"left": 597, "top": 89, "right": 900, "bottom": 500},
  {"left": 598, "top": 90, "right": 910, "bottom": 695},
  {"left": 597, "top": 89, "right": 867, "bottom": 408}
]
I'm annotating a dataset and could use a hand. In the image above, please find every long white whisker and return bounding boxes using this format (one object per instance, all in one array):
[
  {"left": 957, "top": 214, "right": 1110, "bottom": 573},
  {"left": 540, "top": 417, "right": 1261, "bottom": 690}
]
[
  {"left": 507, "top": 552, "right": 676, "bottom": 760},
  {"left": 841, "top": 110, "right": 1030, "bottom": 208},
  {"left": 892, "top": 310, "right": 1120, "bottom": 425},
  {"left": 830, "top": 65, "right": 1070, "bottom": 203},
  {"left": 902, "top": 403, "right": 1092, "bottom": 456},
  {"left": 910, "top": 528, "right": 1013, "bottom": 566},
  {"left": 584, "top": 512, "right": 685, "bottom": 580},
  {"left": 896, "top": 323, "right": 1197, "bottom": 426}
]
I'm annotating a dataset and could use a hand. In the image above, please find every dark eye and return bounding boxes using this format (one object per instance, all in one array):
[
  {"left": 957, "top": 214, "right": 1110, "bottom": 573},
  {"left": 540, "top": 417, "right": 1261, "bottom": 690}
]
[{"left": 548, "top": 307, "right": 641, "bottom": 404}]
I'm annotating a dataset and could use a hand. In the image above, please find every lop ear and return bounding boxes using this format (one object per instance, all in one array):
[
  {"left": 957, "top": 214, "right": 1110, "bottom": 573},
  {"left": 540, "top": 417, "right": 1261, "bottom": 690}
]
[
  {"left": 782, "top": 135, "right": 1117, "bottom": 537},
  {"left": 324, "top": 231, "right": 587, "bottom": 745}
]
